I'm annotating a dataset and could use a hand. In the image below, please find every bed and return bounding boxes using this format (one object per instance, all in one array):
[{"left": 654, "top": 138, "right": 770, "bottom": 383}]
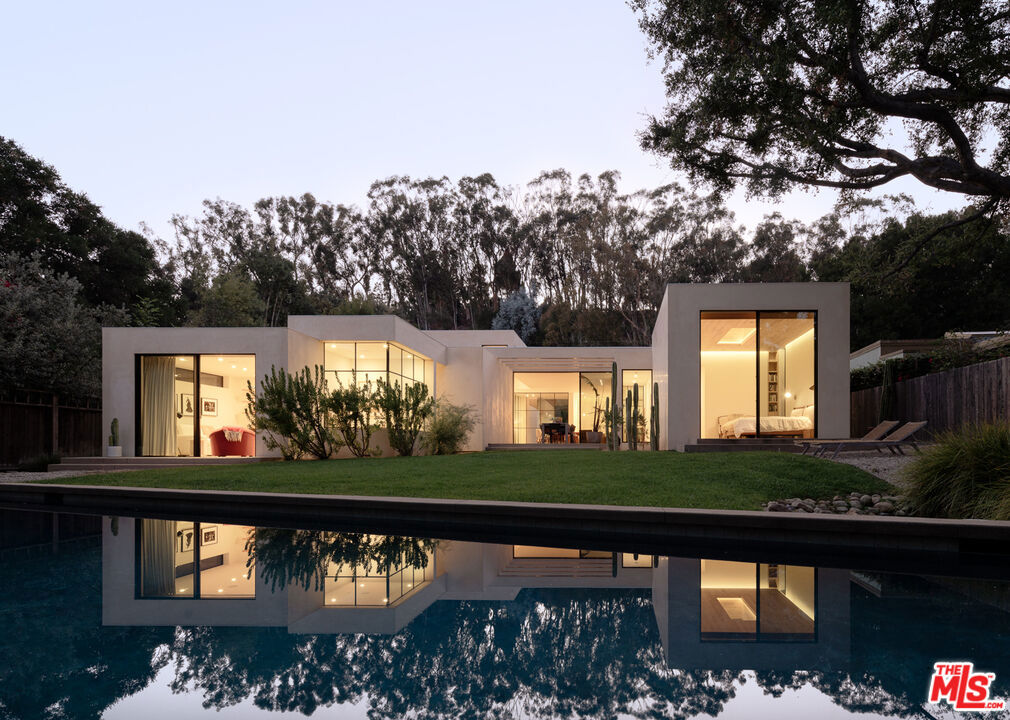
[{"left": 718, "top": 406, "right": 815, "bottom": 438}]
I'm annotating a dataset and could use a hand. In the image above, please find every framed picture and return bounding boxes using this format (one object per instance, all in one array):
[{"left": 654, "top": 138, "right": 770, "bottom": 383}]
[
  {"left": 202, "top": 398, "right": 218, "bottom": 416},
  {"left": 180, "top": 394, "right": 194, "bottom": 417},
  {"left": 176, "top": 523, "right": 195, "bottom": 553},
  {"left": 201, "top": 525, "right": 218, "bottom": 546}
]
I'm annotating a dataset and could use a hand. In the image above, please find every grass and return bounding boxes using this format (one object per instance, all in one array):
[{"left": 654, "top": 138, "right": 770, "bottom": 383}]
[{"left": 39, "top": 450, "right": 891, "bottom": 511}]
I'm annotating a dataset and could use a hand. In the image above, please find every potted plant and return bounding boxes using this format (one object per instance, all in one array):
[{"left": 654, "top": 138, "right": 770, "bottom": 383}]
[{"left": 107, "top": 418, "right": 122, "bottom": 457}]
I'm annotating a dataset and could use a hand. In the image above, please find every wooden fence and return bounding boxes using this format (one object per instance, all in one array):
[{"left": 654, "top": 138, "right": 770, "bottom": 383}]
[
  {"left": 851, "top": 356, "right": 1010, "bottom": 438},
  {"left": 0, "top": 389, "right": 102, "bottom": 467}
]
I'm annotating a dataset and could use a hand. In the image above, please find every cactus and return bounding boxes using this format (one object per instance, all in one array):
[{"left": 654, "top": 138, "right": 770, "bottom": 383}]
[
  {"left": 632, "top": 383, "right": 639, "bottom": 450},
  {"left": 604, "top": 397, "right": 611, "bottom": 449},
  {"left": 650, "top": 381, "right": 660, "bottom": 451},
  {"left": 625, "top": 390, "right": 632, "bottom": 452},
  {"left": 610, "top": 361, "right": 619, "bottom": 450},
  {"left": 109, "top": 417, "right": 119, "bottom": 447}
]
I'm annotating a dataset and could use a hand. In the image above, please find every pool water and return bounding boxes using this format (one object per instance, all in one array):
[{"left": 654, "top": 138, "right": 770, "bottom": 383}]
[{"left": 1, "top": 510, "right": 1009, "bottom": 719}]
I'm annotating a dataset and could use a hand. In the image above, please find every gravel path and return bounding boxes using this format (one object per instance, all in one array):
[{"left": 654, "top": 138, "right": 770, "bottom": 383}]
[
  {"left": 0, "top": 469, "right": 106, "bottom": 484},
  {"left": 826, "top": 447, "right": 927, "bottom": 488}
]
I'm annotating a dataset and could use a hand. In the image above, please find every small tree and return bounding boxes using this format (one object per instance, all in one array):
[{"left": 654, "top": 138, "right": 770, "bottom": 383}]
[
  {"left": 246, "top": 365, "right": 341, "bottom": 460},
  {"left": 492, "top": 287, "right": 540, "bottom": 343},
  {"left": 327, "top": 373, "right": 380, "bottom": 458},
  {"left": 422, "top": 399, "right": 478, "bottom": 455},
  {"left": 375, "top": 378, "right": 435, "bottom": 456}
]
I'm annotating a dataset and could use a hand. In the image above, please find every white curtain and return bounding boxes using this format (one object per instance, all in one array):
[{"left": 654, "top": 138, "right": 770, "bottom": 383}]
[
  {"left": 140, "top": 519, "right": 177, "bottom": 597},
  {"left": 141, "top": 356, "right": 177, "bottom": 456}
]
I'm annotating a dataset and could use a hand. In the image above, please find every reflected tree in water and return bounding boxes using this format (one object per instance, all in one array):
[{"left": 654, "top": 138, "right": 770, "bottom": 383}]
[
  {"left": 0, "top": 543, "right": 172, "bottom": 720},
  {"left": 164, "top": 589, "right": 744, "bottom": 719},
  {"left": 245, "top": 528, "right": 438, "bottom": 592}
]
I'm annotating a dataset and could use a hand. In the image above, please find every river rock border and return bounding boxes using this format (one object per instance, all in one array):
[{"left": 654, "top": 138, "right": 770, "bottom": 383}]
[{"left": 762, "top": 492, "right": 913, "bottom": 516}]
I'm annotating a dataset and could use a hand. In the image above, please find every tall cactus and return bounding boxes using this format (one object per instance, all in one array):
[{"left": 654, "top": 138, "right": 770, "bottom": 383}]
[
  {"left": 610, "top": 361, "right": 619, "bottom": 450},
  {"left": 605, "top": 396, "right": 611, "bottom": 450},
  {"left": 625, "top": 389, "right": 633, "bottom": 452},
  {"left": 650, "top": 381, "right": 660, "bottom": 451},
  {"left": 632, "top": 383, "right": 640, "bottom": 450}
]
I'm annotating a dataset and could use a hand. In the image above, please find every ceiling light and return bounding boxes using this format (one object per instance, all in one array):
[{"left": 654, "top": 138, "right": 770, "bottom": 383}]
[
  {"left": 232, "top": 365, "right": 236, "bottom": 368},
  {"left": 242, "top": 367, "right": 247, "bottom": 372},
  {"left": 217, "top": 357, "right": 223, "bottom": 362},
  {"left": 329, "top": 344, "right": 336, "bottom": 349},
  {"left": 231, "top": 578, "right": 237, "bottom": 582},
  {"left": 784, "top": 391, "right": 792, "bottom": 399},
  {"left": 217, "top": 588, "right": 223, "bottom": 593},
  {"left": 717, "top": 328, "right": 756, "bottom": 345}
]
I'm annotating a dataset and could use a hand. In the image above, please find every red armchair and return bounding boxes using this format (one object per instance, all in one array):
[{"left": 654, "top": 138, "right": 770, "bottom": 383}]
[{"left": 209, "top": 427, "right": 255, "bottom": 457}]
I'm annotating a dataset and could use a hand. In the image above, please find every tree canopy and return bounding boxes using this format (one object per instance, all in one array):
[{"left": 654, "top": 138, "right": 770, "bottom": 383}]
[{"left": 632, "top": 0, "right": 1010, "bottom": 206}]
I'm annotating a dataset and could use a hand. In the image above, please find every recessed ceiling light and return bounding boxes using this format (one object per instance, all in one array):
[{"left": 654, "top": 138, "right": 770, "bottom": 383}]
[
  {"left": 329, "top": 344, "right": 336, "bottom": 349},
  {"left": 232, "top": 365, "right": 236, "bottom": 368},
  {"left": 242, "top": 368, "right": 247, "bottom": 372},
  {"left": 717, "top": 328, "right": 756, "bottom": 345}
]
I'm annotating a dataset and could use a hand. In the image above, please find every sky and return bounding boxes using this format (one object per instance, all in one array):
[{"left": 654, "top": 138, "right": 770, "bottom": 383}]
[{"left": 3, "top": 1, "right": 965, "bottom": 241}]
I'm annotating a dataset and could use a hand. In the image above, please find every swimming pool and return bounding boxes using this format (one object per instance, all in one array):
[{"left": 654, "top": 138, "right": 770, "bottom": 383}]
[{"left": 1, "top": 509, "right": 1008, "bottom": 719}]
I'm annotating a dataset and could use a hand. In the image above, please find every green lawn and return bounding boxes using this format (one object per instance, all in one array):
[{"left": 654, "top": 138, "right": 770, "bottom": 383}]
[{"left": 42, "top": 451, "right": 892, "bottom": 511}]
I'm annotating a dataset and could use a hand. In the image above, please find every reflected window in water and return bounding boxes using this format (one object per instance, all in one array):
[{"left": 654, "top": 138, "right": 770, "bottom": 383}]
[
  {"left": 138, "top": 519, "right": 254, "bottom": 599},
  {"left": 700, "top": 559, "right": 815, "bottom": 641},
  {"left": 325, "top": 541, "right": 435, "bottom": 607}
]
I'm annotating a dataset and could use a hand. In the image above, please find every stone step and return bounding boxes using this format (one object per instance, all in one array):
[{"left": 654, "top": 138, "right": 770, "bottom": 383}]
[{"left": 59, "top": 456, "right": 263, "bottom": 464}]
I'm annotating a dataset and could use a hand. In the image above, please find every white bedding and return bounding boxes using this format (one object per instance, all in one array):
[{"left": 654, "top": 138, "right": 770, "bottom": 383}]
[{"left": 720, "top": 415, "right": 813, "bottom": 438}]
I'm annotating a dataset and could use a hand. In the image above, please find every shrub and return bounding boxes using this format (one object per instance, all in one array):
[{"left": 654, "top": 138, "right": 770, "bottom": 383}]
[
  {"left": 374, "top": 378, "right": 434, "bottom": 456},
  {"left": 422, "top": 399, "right": 478, "bottom": 455},
  {"left": 326, "top": 373, "right": 380, "bottom": 458},
  {"left": 905, "top": 422, "right": 1010, "bottom": 520},
  {"left": 16, "top": 452, "right": 61, "bottom": 472},
  {"left": 246, "top": 365, "right": 341, "bottom": 460}
]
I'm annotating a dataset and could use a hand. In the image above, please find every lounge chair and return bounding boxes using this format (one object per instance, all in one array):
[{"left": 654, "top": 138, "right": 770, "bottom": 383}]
[
  {"left": 796, "top": 420, "right": 900, "bottom": 455},
  {"left": 815, "top": 421, "right": 929, "bottom": 459}
]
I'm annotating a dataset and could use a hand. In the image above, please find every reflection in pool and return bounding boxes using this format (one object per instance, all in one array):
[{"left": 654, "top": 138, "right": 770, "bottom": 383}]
[{"left": 1, "top": 510, "right": 1009, "bottom": 719}]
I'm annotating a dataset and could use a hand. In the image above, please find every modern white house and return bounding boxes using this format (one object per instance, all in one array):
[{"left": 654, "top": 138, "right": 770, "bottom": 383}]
[{"left": 102, "top": 282, "right": 850, "bottom": 455}]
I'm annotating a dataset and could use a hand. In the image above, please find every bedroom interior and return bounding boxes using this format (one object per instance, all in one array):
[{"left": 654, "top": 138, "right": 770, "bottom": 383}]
[{"left": 699, "top": 311, "right": 816, "bottom": 439}]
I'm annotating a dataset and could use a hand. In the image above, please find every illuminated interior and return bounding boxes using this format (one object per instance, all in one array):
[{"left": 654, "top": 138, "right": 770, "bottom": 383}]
[
  {"left": 138, "top": 519, "right": 255, "bottom": 598},
  {"left": 323, "top": 539, "right": 435, "bottom": 607},
  {"left": 323, "top": 341, "right": 429, "bottom": 391},
  {"left": 700, "top": 559, "right": 815, "bottom": 640},
  {"left": 139, "top": 355, "right": 255, "bottom": 457},
  {"left": 699, "top": 311, "right": 815, "bottom": 439}
]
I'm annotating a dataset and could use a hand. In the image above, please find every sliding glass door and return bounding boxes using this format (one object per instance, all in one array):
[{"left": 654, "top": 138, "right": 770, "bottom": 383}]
[
  {"left": 138, "top": 354, "right": 255, "bottom": 457},
  {"left": 700, "top": 311, "right": 816, "bottom": 439}
]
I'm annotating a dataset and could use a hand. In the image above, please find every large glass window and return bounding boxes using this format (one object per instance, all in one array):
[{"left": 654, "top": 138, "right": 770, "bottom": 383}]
[
  {"left": 699, "top": 559, "right": 815, "bottom": 641},
  {"left": 199, "top": 355, "right": 255, "bottom": 457},
  {"left": 324, "top": 539, "right": 435, "bottom": 607},
  {"left": 323, "top": 341, "right": 428, "bottom": 391},
  {"left": 512, "top": 372, "right": 577, "bottom": 444},
  {"left": 579, "top": 372, "right": 611, "bottom": 440},
  {"left": 138, "top": 520, "right": 254, "bottom": 599},
  {"left": 622, "top": 370, "right": 653, "bottom": 444},
  {"left": 700, "top": 311, "right": 815, "bottom": 439}
]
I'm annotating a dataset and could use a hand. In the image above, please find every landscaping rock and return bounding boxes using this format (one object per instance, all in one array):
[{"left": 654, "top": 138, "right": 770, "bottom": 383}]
[{"left": 762, "top": 493, "right": 914, "bottom": 516}]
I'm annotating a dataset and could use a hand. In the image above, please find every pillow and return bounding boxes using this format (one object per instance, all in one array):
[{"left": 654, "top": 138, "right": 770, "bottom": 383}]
[
  {"left": 790, "top": 407, "right": 805, "bottom": 417},
  {"left": 803, "top": 405, "right": 816, "bottom": 420}
]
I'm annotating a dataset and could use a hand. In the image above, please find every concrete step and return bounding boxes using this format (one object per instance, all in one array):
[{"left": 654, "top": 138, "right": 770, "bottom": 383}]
[
  {"left": 684, "top": 442, "right": 803, "bottom": 453},
  {"left": 485, "top": 443, "right": 604, "bottom": 451},
  {"left": 59, "top": 456, "right": 263, "bottom": 464},
  {"left": 51, "top": 456, "right": 271, "bottom": 472}
]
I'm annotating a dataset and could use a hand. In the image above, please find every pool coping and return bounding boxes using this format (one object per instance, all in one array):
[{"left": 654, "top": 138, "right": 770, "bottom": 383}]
[{"left": 2, "top": 483, "right": 1009, "bottom": 575}]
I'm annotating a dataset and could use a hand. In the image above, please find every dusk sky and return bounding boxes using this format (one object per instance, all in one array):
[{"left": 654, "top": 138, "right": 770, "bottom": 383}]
[{"left": 5, "top": 1, "right": 963, "bottom": 240}]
